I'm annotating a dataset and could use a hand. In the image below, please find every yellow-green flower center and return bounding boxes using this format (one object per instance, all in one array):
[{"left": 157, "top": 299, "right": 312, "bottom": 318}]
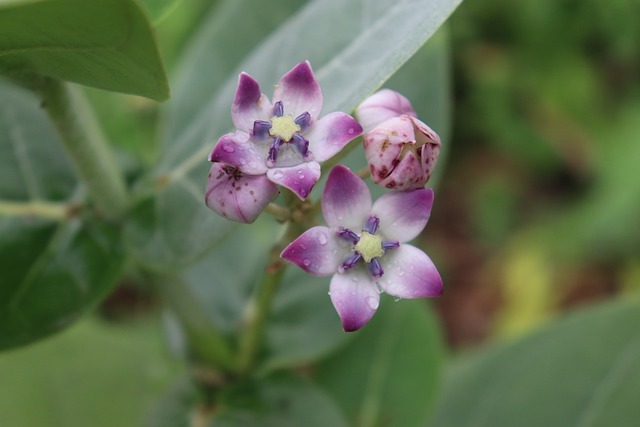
[
  {"left": 269, "top": 115, "right": 300, "bottom": 142},
  {"left": 354, "top": 231, "right": 384, "bottom": 263}
]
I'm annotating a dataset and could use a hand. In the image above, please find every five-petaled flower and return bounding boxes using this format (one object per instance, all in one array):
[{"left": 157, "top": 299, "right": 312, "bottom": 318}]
[
  {"left": 281, "top": 165, "right": 442, "bottom": 332},
  {"left": 206, "top": 61, "right": 363, "bottom": 223},
  {"left": 356, "top": 89, "right": 441, "bottom": 191}
]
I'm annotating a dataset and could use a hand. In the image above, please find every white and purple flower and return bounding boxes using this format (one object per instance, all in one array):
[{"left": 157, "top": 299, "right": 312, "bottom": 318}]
[
  {"left": 206, "top": 61, "right": 363, "bottom": 223},
  {"left": 281, "top": 165, "right": 443, "bottom": 332},
  {"left": 356, "top": 89, "right": 441, "bottom": 191}
]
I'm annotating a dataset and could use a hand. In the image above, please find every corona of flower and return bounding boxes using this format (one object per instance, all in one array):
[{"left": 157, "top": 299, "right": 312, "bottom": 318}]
[
  {"left": 281, "top": 165, "right": 442, "bottom": 331},
  {"left": 356, "top": 89, "right": 441, "bottom": 191},
  {"left": 206, "top": 61, "right": 362, "bottom": 223}
]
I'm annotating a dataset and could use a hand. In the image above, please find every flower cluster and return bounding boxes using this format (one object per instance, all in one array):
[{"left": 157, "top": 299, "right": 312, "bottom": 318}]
[
  {"left": 206, "top": 61, "right": 362, "bottom": 223},
  {"left": 205, "top": 62, "right": 443, "bottom": 331}
]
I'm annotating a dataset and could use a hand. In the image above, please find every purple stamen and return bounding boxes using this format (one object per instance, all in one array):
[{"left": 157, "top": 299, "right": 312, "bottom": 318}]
[
  {"left": 337, "top": 228, "right": 359, "bottom": 244},
  {"left": 252, "top": 120, "right": 272, "bottom": 140},
  {"left": 382, "top": 240, "right": 400, "bottom": 250},
  {"left": 339, "top": 252, "right": 361, "bottom": 273},
  {"left": 364, "top": 216, "right": 380, "bottom": 234},
  {"left": 273, "top": 101, "right": 284, "bottom": 117},
  {"left": 294, "top": 112, "right": 311, "bottom": 131},
  {"left": 267, "top": 137, "right": 284, "bottom": 166},
  {"left": 367, "top": 258, "right": 384, "bottom": 279},
  {"left": 293, "top": 133, "right": 310, "bottom": 158}
]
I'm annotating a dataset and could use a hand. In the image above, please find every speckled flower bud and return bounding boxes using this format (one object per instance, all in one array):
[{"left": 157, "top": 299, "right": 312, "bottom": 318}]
[{"left": 357, "top": 90, "right": 441, "bottom": 191}]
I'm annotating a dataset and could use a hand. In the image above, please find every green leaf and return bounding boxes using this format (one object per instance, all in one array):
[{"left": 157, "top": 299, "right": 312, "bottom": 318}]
[
  {"left": 315, "top": 300, "right": 445, "bottom": 427},
  {"left": 0, "top": 318, "right": 182, "bottom": 427},
  {"left": 146, "top": 373, "right": 350, "bottom": 427},
  {"left": 127, "top": 0, "right": 462, "bottom": 268},
  {"left": 428, "top": 298, "right": 640, "bottom": 427},
  {"left": 0, "top": 78, "right": 124, "bottom": 350},
  {"left": 0, "top": 0, "right": 168, "bottom": 100},
  {"left": 141, "top": 0, "right": 183, "bottom": 24},
  {"left": 0, "top": 217, "right": 124, "bottom": 349}
]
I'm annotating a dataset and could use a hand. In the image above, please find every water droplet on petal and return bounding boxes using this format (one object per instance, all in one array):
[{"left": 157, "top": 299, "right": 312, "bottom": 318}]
[
  {"left": 351, "top": 276, "right": 359, "bottom": 283},
  {"left": 222, "top": 144, "right": 235, "bottom": 153},
  {"left": 302, "top": 258, "right": 311, "bottom": 267},
  {"left": 318, "top": 232, "right": 328, "bottom": 245},
  {"left": 365, "top": 296, "right": 379, "bottom": 310},
  {"left": 239, "top": 158, "right": 247, "bottom": 165},
  {"left": 348, "top": 128, "right": 355, "bottom": 135},
  {"left": 399, "top": 270, "right": 405, "bottom": 277},
  {"left": 394, "top": 296, "right": 402, "bottom": 302},
  {"left": 273, "top": 169, "right": 284, "bottom": 179}
]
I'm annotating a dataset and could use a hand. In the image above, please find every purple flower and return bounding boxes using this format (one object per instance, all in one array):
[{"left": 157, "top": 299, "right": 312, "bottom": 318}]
[
  {"left": 356, "top": 89, "right": 441, "bottom": 191},
  {"left": 281, "top": 165, "right": 442, "bottom": 332},
  {"left": 206, "top": 61, "right": 363, "bottom": 222}
]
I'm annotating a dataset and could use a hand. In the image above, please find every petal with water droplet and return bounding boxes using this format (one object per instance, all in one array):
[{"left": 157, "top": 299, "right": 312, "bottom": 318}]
[
  {"left": 267, "top": 161, "right": 321, "bottom": 200},
  {"left": 378, "top": 244, "right": 442, "bottom": 298},
  {"left": 281, "top": 226, "right": 349, "bottom": 276},
  {"left": 329, "top": 270, "right": 380, "bottom": 332}
]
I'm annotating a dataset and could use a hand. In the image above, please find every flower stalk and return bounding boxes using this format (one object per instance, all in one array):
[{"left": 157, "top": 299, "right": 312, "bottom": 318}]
[{"left": 37, "top": 78, "right": 128, "bottom": 221}]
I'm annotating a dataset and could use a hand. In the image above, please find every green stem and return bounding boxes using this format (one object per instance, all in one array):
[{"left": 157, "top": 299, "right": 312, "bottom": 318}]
[
  {"left": 153, "top": 273, "right": 238, "bottom": 374},
  {"left": 37, "top": 78, "right": 128, "bottom": 221},
  {"left": 0, "top": 200, "right": 69, "bottom": 220}
]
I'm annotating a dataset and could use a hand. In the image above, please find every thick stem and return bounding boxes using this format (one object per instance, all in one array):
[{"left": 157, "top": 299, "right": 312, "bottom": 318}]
[
  {"left": 154, "top": 273, "right": 238, "bottom": 374},
  {"left": 0, "top": 200, "right": 69, "bottom": 220},
  {"left": 37, "top": 78, "right": 128, "bottom": 221}
]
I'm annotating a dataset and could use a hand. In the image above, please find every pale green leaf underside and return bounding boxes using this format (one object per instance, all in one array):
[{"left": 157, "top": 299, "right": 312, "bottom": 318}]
[
  {"left": 429, "top": 298, "right": 640, "bottom": 427},
  {"left": 0, "top": 0, "right": 168, "bottom": 100}
]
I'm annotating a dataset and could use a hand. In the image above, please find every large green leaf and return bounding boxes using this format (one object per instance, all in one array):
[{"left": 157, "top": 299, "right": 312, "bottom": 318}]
[
  {"left": 0, "top": 78, "right": 124, "bottom": 350},
  {"left": 315, "top": 300, "right": 445, "bottom": 427},
  {"left": 0, "top": 0, "right": 168, "bottom": 100},
  {"left": 127, "top": 0, "right": 462, "bottom": 268},
  {"left": 145, "top": 373, "right": 350, "bottom": 427},
  {"left": 0, "top": 318, "right": 182, "bottom": 427},
  {"left": 429, "top": 298, "right": 640, "bottom": 427}
]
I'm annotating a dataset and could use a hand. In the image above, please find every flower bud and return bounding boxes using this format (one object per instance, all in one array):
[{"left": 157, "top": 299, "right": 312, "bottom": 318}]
[{"left": 357, "top": 90, "right": 441, "bottom": 191}]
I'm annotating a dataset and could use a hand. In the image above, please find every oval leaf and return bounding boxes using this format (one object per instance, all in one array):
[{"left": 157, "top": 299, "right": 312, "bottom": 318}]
[
  {"left": 0, "top": 0, "right": 168, "bottom": 100},
  {"left": 314, "top": 300, "right": 445, "bottom": 427},
  {"left": 429, "top": 298, "right": 640, "bottom": 427}
]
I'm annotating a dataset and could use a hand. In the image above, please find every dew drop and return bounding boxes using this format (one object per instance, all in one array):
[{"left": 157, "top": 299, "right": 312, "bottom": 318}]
[
  {"left": 399, "top": 270, "right": 405, "bottom": 277},
  {"left": 348, "top": 128, "right": 355, "bottom": 135},
  {"left": 222, "top": 144, "right": 235, "bottom": 153},
  {"left": 273, "top": 169, "right": 284, "bottom": 179},
  {"left": 365, "top": 296, "right": 379, "bottom": 310},
  {"left": 318, "top": 232, "right": 328, "bottom": 245},
  {"left": 239, "top": 158, "right": 247, "bottom": 165},
  {"left": 351, "top": 276, "right": 359, "bottom": 283},
  {"left": 394, "top": 296, "right": 402, "bottom": 302},
  {"left": 302, "top": 258, "right": 311, "bottom": 266}
]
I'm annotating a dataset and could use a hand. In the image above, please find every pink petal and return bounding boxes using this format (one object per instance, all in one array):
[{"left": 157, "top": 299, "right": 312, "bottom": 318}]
[
  {"left": 272, "top": 61, "right": 323, "bottom": 119},
  {"left": 356, "top": 89, "right": 417, "bottom": 133},
  {"left": 378, "top": 245, "right": 442, "bottom": 298},
  {"left": 306, "top": 112, "right": 363, "bottom": 162},
  {"left": 363, "top": 115, "right": 414, "bottom": 181},
  {"left": 280, "top": 226, "right": 351, "bottom": 276},
  {"left": 322, "top": 165, "right": 371, "bottom": 230},
  {"left": 208, "top": 132, "right": 268, "bottom": 175},
  {"left": 205, "top": 163, "right": 279, "bottom": 223},
  {"left": 377, "top": 150, "right": 427, "bottom": 191},
  {"left": 266, "top": 161, "right": 321, "bottom": 200},
  {"left": 371, "top": 188, "right": 434, "bottom": 242},
  {"left": 232, "top": 72, "right": 272, "bottom": 131},
  {"left": 412, "top": 117, "right": 442, "bottom": 146},
  {"left": 329, "top": 269, "right": 380, "bottom": 332}
]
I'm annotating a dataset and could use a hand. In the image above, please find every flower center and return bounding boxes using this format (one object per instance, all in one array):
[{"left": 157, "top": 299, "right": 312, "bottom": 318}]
[
  {"left": 354, "top": 231, "right": 384, "bottom": 263},
  {"left": 337, "top": 215, "right": 400, "bottom": 280},
  {"left": 269, "top": 115, "right": 300, "bottom": 142}
]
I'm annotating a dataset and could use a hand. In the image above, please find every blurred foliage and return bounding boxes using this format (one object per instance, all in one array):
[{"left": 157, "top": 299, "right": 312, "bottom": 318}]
[{"left": 432, "top": 0, "right": 640, "bottom": 344}]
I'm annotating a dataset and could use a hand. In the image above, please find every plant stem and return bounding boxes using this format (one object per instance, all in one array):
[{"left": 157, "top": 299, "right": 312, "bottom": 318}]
[
  {"left": 37, "top": 78, "right": 128, "bottom": 221},
  {"left": 153, "top": 273, "right": 238, "bottom": 374},
  {"left": 0, "top": 200, "right": 69, "bottom": 220}
]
